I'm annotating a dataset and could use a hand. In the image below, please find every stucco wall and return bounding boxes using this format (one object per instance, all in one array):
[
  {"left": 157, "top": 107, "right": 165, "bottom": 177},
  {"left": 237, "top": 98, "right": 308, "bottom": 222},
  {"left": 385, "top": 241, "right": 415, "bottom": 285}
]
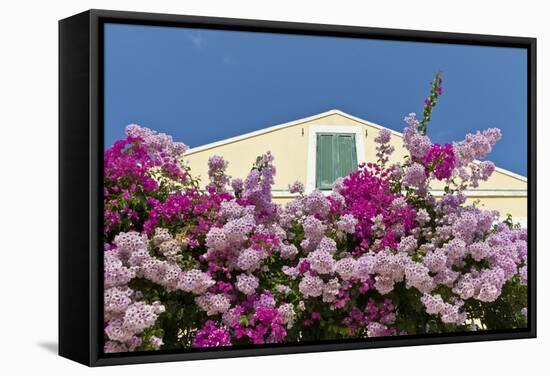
[
  {"left": 182, "top": 111, "right": 527, "bottom": 218},
  {"left": 183, "top": 117, "right": 310, "bottom": 190}
]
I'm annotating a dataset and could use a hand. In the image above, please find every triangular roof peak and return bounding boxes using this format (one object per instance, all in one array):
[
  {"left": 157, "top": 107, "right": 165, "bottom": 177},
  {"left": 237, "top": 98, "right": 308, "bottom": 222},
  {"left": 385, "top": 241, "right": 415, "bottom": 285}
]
[
  {"left": 184, "top": 109, "right": 526, "bottom": 182},
  {"left": 327, "top": 109, "right": 404, "bottom": 136},
  {"left": 184, "top": 109, "right": 400, "bottom": 155}
]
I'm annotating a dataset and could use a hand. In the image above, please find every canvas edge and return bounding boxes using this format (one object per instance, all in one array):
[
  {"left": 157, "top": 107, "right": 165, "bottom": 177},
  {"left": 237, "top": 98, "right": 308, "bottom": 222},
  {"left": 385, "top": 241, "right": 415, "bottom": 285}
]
[
  {"left": 57, "top": 8, "right": 537, "bottom": 367},
  {"left": 59, "top": 10, "right": 93, "bottom": 366}
]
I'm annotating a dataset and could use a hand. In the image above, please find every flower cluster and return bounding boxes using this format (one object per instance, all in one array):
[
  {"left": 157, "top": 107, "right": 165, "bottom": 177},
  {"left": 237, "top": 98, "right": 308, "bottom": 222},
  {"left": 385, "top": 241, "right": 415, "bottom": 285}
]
[
  {"left": 208, "top": 155, "right": 230, "bottom": 191},
  {"left": 338, "top": 163, "right": 417, "bottom": 251},
  {"left": 424, "top": 143, "right": 455, "bottom": 180},
  {"left": 374, "top": 129, "right": 395, "bottom": 165},
  {"left": 103, "top": 73, "right": 527, "bottom": 353},
  {"left": 193, "top": 320, "right": 232, "bottom": 347}
]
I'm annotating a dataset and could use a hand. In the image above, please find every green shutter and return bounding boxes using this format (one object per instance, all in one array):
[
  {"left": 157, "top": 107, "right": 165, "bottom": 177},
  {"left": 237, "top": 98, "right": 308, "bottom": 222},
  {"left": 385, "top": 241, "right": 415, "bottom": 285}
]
[
  {"left": 336, "top": 134, "right": 357, "bottom": 179},
  {"left": 316, "top": 134, "right": 335, "bottom": 189},
  {"left": 316, "top": 133, "right": 357, "bottom": 190}
]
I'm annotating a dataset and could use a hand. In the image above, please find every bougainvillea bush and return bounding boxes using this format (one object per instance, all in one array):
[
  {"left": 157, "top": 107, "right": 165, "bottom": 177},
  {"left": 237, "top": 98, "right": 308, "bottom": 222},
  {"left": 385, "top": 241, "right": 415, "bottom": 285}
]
[{"left": 102, "top": 73, "right": 527, "bottom": 353}]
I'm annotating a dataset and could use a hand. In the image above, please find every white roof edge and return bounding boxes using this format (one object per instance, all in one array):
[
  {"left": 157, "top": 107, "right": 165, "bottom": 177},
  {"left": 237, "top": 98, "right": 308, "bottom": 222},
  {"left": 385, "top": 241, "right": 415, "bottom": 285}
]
[
  {"left": 329, "top": 109, "right": 405, "bottom": 137},
  {"left": 474, "top": 162, "right": 527, "bottom": 182},
  {"left": 184, "top": 109, "right": 339, "bottom": 155},
  {"left": 183, "top": 109, "right": 395, "bottom": 155},
  {"left": 495, "top": 167, "right": 527, "bottom": 182},
  {"left": 183, "top": 109, "right": 528, "bottom": 183},
  {"left": 336, "top": 110, "right": 527, "bottom": 182}
]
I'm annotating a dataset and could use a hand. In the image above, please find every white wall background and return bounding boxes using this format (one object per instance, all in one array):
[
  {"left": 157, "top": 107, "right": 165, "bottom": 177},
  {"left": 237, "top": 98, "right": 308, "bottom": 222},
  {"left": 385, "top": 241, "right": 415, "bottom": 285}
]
[{"left": 0, "top": 0, "right": 546, "bottom": 374}]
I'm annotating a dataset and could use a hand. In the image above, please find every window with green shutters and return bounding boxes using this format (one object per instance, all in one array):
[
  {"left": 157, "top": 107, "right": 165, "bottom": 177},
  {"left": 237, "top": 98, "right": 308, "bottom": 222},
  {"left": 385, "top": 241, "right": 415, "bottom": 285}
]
[{"left": 315, "top": 133, "right": 358, "bottom": 190}]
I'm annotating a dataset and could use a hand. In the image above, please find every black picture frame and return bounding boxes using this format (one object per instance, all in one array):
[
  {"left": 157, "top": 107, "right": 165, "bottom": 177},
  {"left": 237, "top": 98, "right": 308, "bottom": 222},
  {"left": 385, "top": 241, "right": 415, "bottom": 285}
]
[{"left": 59, "top": 9, "right": 537, "bottom": 367}]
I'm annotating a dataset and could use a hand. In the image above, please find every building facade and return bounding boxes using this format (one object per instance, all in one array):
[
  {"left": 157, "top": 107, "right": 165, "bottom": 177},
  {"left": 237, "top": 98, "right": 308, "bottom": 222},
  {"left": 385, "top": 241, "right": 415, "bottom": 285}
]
[{"left": 182, "top": 110, "right": 527, "bottom": 226}]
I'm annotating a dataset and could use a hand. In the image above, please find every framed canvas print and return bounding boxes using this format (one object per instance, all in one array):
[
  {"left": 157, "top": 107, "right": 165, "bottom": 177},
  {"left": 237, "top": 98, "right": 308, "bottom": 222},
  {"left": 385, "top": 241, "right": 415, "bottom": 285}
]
[{"left": 59, "top": 9, "right": 536, "bottom": 366}]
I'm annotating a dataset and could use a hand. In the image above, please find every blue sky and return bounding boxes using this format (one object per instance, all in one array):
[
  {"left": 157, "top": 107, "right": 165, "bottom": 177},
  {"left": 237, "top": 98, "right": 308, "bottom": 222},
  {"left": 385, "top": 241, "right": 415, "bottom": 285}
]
[{"left": 104, "top": 23, "right": 528, "bottom": 175}]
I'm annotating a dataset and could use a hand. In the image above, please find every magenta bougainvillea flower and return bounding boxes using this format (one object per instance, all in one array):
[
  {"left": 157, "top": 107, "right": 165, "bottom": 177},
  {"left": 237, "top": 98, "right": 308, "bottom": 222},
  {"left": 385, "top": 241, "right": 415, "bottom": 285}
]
[
  {"left": 424, "top": 143, "right": 456, "bottom": 180},
  {"left": 102, "top": 73, "right": 527, "bottom": 353}
]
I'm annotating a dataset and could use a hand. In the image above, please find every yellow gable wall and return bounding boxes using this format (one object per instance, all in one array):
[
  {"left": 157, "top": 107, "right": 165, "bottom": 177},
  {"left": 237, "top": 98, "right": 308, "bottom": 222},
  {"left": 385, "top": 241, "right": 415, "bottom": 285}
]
[
  {"left": 182, "top": 112, "right": 527, "bottom": 218},
  {"left": 184, "top": 113, "right": 374, "bottom": 191},
  {"left": 183, "top": 116, "right": 311, "bottom": 191}
]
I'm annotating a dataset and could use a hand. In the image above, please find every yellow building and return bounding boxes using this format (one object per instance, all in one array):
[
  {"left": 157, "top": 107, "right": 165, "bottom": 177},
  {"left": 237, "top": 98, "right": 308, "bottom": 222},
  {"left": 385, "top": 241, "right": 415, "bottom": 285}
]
[{"left": 183, "top": 110, "right": 527, "bottom": 226}]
